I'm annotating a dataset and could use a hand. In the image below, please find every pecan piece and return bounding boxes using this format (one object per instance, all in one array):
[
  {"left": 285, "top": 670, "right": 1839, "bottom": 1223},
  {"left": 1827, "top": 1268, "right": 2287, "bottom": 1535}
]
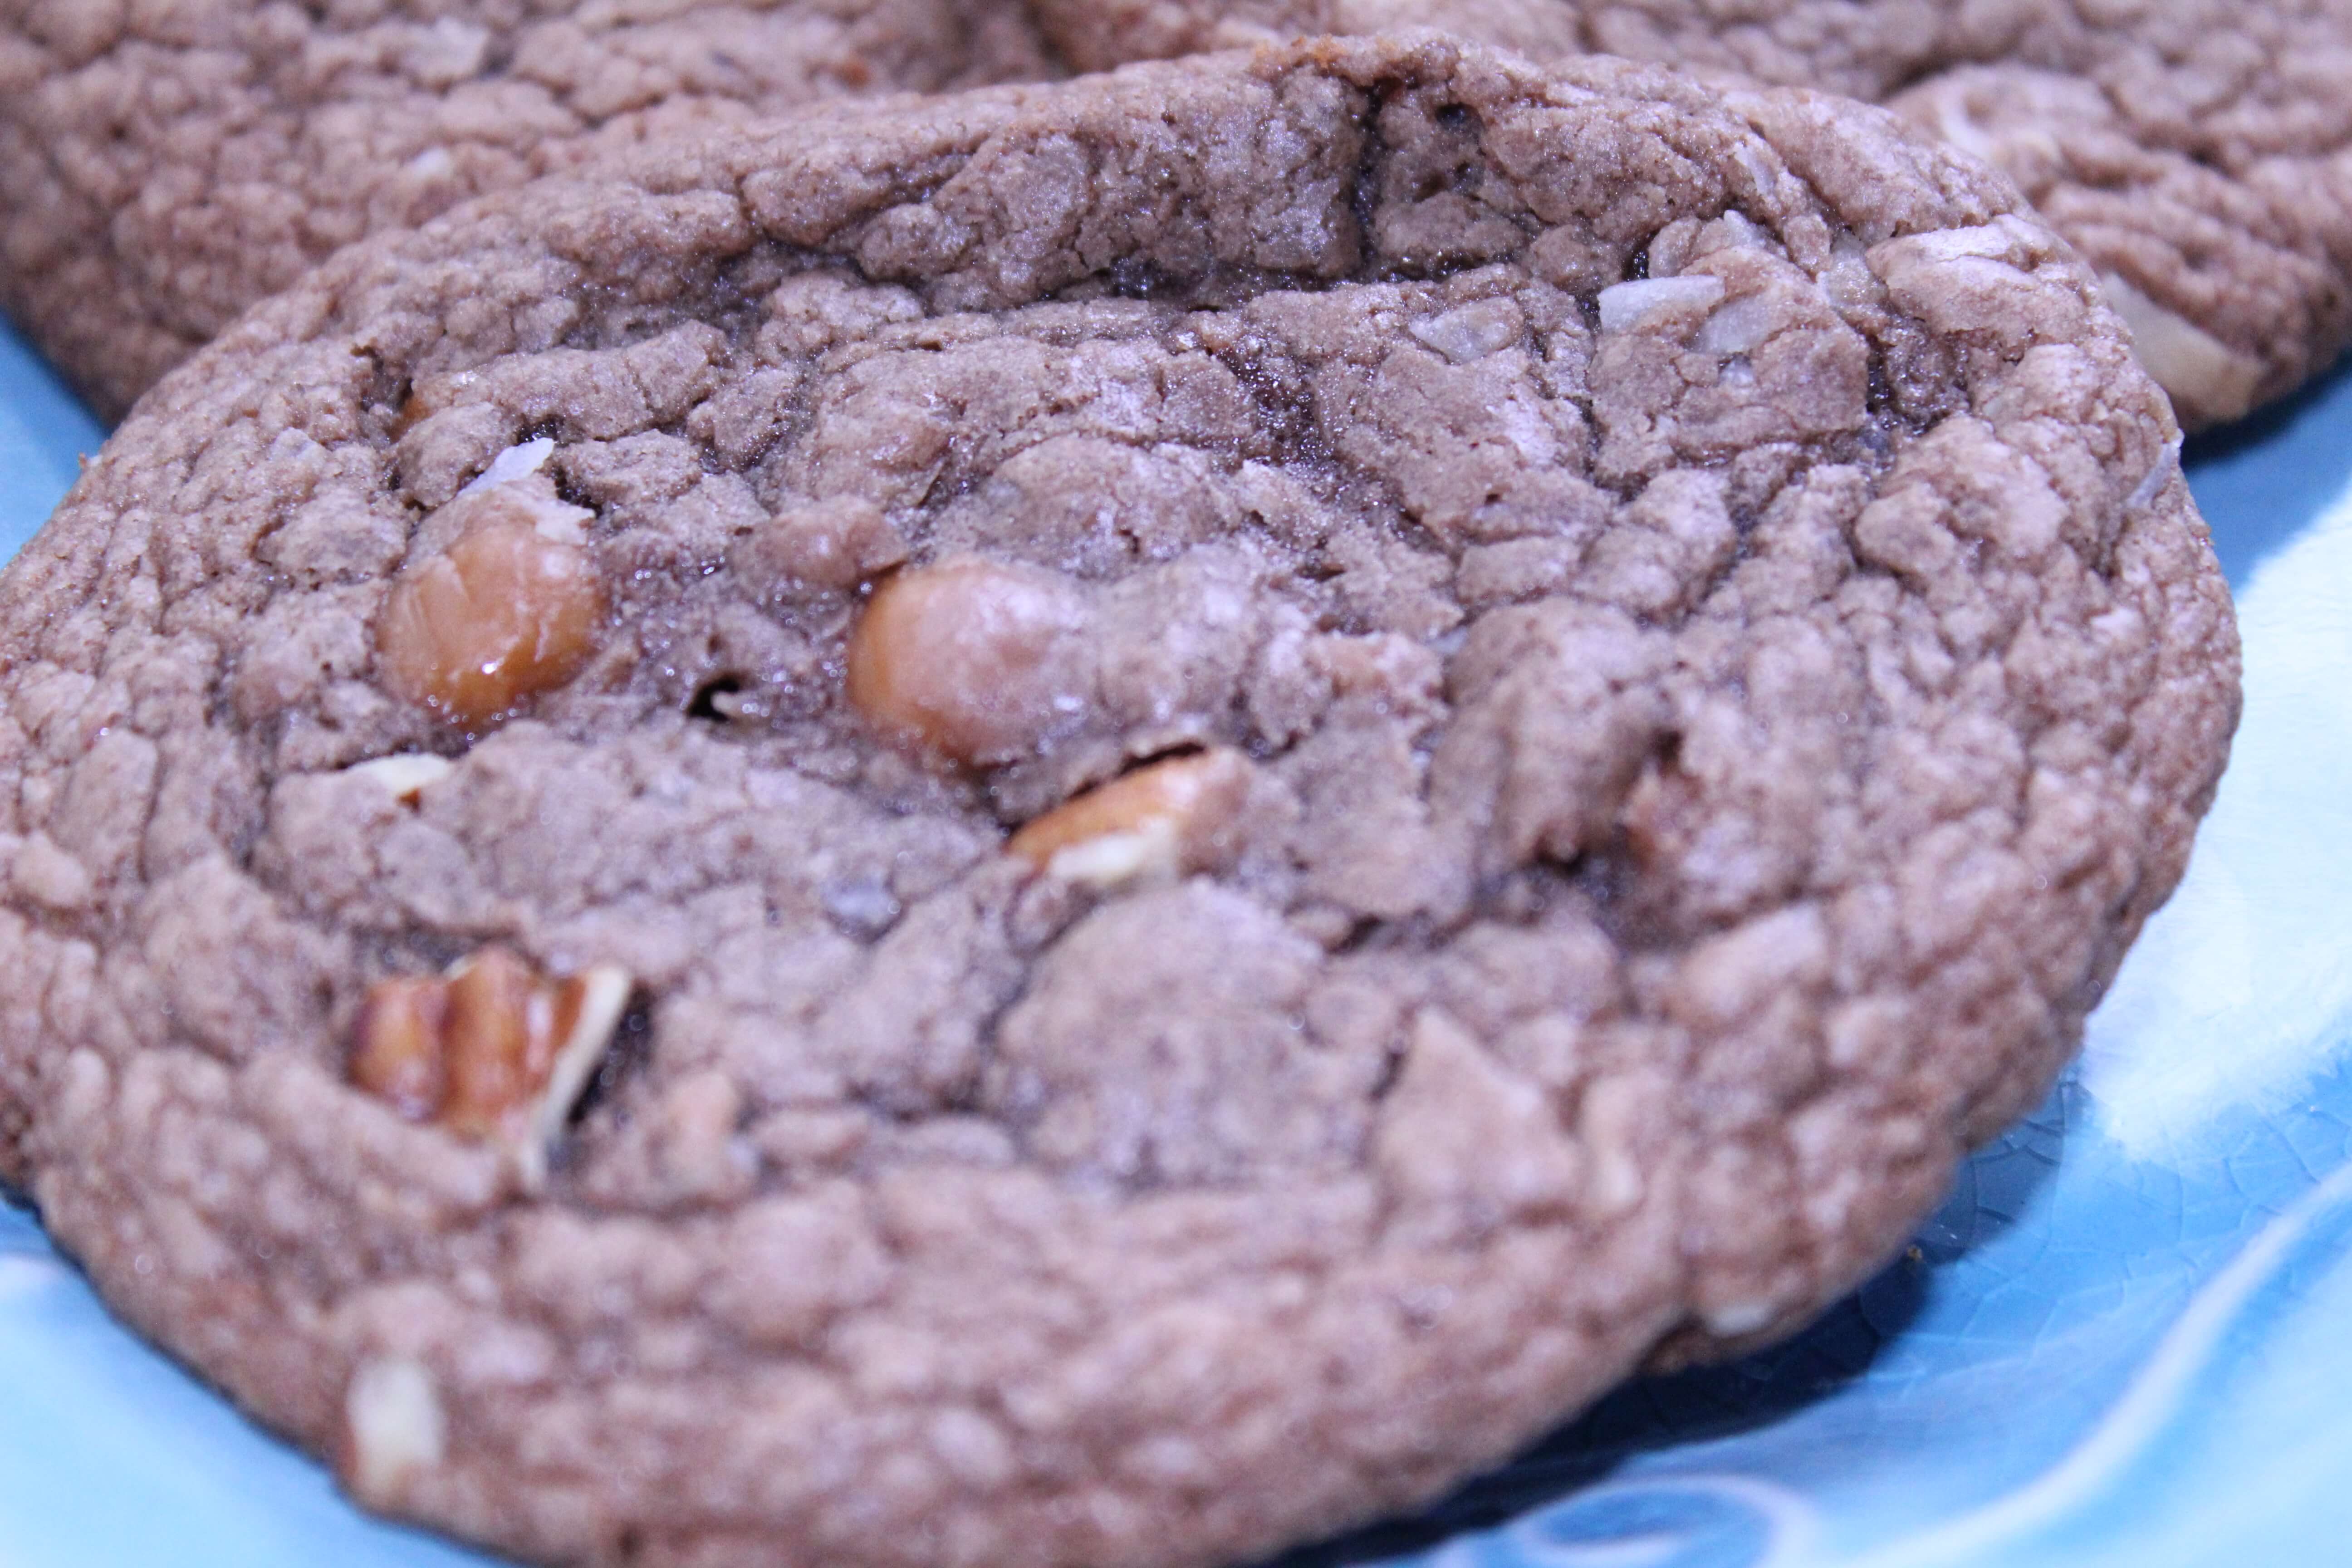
[
  {"left": 349, "top": 946, "right": 631, "bottom": 1189},
  {"left": 1006, "top": 748, "right": 1253, "bottom": 891}
]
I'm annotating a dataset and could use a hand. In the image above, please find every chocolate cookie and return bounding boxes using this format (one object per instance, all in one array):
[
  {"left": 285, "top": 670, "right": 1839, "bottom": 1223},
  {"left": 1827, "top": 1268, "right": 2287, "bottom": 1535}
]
[
  {"left": 1030, "top": 0, "right": 2352, "bottom": 429},
  {"left": 0, "top": 0, "right": 1055, "bottom": 421},
  {"left": 0, "top": 36, "right": 2236, "bottom": 1568}
]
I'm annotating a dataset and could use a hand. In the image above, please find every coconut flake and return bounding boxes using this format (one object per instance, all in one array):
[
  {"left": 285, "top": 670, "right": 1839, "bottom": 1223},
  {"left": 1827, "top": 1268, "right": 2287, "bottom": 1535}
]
[
  {"left": 1896, "top": 222, "right": 2018, "bottom": 266},
  {"left": 1597, "top": 275, "right": 1725, "bottom": 334},
  {"left": 456, "top": 437, "right": 556, "bottom": 499},
  {"left": 1693, "top": 293, "right": 1778, "bottom": 357},
  {"left": 1408, "top": 299, "right": 1524, "bottom": 364},
  {"left": 2127, "top": 436, "right": 2185, "bottom": 511}
]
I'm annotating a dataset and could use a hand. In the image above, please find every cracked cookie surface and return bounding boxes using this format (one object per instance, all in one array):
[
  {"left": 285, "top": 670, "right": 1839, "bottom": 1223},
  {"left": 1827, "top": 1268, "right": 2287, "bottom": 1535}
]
[
  {"left": 0, "top": 37, "right": 2236, "bottom": 1568},
  {"left": 1031, "top": 0, "right": 2352, "bottom": 428},
  {"left": 0, "top": 0, "right": 1057, "bottom": 420}
]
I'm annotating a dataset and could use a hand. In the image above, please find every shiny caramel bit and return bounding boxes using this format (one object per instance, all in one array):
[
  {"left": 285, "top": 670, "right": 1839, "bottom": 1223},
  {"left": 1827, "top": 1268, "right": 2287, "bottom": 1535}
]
[
  {"left": 349, "top": 946, "right": 632, "bottom": 1188},
  {"left": 845, "top": 554, "right": 1095, "bottom": 764},
  {"left": 376, "top": 488, "right": 605, "bottom": 729},
  {"left": 1007, "top": 748, "right": 1253, "bottom": 891}
]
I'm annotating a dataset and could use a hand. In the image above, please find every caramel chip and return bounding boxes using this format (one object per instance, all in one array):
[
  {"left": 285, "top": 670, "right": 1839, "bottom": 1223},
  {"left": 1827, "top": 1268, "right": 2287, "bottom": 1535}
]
[
  {"left": 377, "top": 486, "right": 605, "bottom": 729},
  {"left": 844, "top": 554, "right": 1094, "bottom": 765}
]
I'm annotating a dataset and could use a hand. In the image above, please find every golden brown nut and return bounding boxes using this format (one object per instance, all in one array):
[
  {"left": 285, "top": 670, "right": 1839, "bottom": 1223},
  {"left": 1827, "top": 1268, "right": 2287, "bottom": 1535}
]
[
  {"left": 844, "top": 554, "right": 1093, "bottom": 764},
  {"left": 437, "top": 946, "right": 550, "bottom": 1141},
  {"left": 1006, "top": 748, "right": 1252, "bottom": 890},
  {"left": 348, "top": 946, "right": 632, "bottom": 1188},
  {"left": 349, "top": 976, "right": 448, "bottom": 1122},
  {"left": 376, "top": 494, "right": 605, "bottom": 729}
]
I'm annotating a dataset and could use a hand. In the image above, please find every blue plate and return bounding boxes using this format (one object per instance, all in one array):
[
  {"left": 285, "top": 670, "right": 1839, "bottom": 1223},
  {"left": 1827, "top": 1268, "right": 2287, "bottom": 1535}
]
[{"left": 4, "top": 314, "right": 2350, "bottom": 1568}]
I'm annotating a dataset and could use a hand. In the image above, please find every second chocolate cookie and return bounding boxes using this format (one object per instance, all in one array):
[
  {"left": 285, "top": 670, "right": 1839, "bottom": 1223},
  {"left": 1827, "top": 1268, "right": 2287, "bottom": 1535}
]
[{"left": 0, "top": 0, "right": 1058, "bottom": 419}]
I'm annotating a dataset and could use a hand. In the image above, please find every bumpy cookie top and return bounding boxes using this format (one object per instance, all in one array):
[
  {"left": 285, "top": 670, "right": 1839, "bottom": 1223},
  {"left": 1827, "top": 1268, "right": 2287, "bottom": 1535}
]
[
  {"left": 1030, "top": 0, "right": 2352, "bottom": 428},
  {"left": 0, "top": 37, "right": 2234, "bottom": 1568},
  {"left": 0, "top": 0, "right": 1055, "bottom": 417}
]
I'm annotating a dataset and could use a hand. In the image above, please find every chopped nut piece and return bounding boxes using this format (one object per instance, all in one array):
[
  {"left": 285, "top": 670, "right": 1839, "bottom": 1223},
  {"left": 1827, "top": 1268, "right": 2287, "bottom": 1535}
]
[
  {"left": 525, "top": 965, "right": 633, "bottom": 1190},
  {"left": 1006, "top": 748, "right": 1252, "bottom": 891},
  {"left": 350, "top": 976, "right": 449, "bottom": 1121},
  {"left": 345, "top": 753, "right": 453, "bottom": 804},
  {"left": 845, "top": 554, "right": 1095, "bottom": 764},
  {"left": 343, "top": 1355, "right": 446, "bottom": 1505},
  {"left": 376, "top": 491, "right": 605, "bottom": 729},
  {"left": 348, "top": 946, "right": 632, "bottom": 1188},
  {"left": 438, "top": 946, "right": 550, "bottom": 1142}
]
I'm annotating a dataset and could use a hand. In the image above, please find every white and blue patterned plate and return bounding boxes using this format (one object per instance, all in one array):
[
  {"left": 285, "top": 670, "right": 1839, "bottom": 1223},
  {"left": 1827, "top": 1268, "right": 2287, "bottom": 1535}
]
[{"left": 4, "top": 314, "right": 2350, "bottom": 1568}]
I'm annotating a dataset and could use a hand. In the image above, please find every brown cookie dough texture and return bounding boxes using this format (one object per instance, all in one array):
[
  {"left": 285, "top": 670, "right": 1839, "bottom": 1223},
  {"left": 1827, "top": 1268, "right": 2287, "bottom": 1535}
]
[
  {"left": 1031, "top": 0, "right": 2352, "bottom": 428},
  {"left": 0, "top": 0, "right": 1058, "bottom": 421},
  {"left": 0, "top": 36, "right": 2236, "bottom": 1568}
]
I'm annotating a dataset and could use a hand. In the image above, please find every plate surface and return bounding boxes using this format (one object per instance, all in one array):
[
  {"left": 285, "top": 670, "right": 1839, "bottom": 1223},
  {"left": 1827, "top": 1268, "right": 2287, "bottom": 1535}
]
[{"left": 3, "top": 314, "right": 2349, "bottom": 1568}]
